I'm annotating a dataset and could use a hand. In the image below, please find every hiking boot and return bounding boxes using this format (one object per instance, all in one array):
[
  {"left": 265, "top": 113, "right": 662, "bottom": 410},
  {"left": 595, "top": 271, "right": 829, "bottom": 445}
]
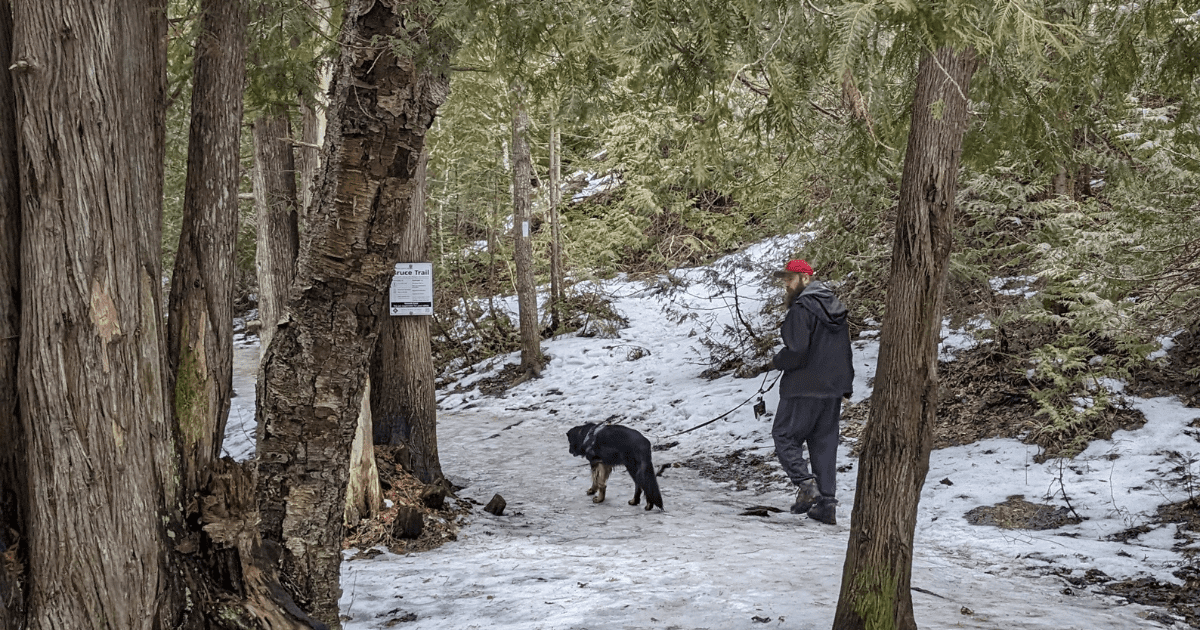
[
  {"left": 807, "top": 496, "right": 837, "bottom": 525},
  {"left": 789, "top": 479, "right": 819, "bottom": 514}
]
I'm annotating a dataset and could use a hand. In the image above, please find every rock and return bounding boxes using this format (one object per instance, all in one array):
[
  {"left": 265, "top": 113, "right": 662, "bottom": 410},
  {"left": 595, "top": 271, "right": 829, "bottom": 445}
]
[
  {"left": 484, "top": 494, "right": 506, "bottom": 516},
  {"left": 392, "top": 506, "right": 423, "bottom": 539}
]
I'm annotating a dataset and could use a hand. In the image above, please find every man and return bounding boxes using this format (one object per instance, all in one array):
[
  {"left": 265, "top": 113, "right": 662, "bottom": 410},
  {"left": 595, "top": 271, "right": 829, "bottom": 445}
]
[{"left": 764, "top": 259, "right": 853, "bottom": 525}]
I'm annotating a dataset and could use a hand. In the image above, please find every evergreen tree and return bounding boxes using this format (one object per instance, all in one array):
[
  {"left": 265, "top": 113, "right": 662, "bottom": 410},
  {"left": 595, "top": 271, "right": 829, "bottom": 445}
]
[{"left": 166, "top": 0, "right": 246, "bottom": 513}]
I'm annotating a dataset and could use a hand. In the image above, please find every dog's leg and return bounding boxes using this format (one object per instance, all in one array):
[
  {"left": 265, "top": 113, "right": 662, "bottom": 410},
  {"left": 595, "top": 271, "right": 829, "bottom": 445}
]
[
  {"left": 586, "top": 461, "right": 601, "bottom": 495},
  {"left": 629, "top": 485, "right": 641, "bottom": 506},
  {"left": 591, "top": 462, "right": 612, "bottom": 504}
]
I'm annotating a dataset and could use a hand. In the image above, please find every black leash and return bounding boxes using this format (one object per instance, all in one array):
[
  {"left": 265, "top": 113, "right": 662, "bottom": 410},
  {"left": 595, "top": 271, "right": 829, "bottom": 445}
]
[{"left": 662, "top": 369, "right": 781, "bottom": 438}]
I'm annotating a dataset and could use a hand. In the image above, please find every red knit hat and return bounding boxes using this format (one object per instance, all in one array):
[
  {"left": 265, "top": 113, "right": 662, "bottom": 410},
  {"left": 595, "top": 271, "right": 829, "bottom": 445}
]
[{"left": 773, "top": 259, "right": 814, "bottom": 277}]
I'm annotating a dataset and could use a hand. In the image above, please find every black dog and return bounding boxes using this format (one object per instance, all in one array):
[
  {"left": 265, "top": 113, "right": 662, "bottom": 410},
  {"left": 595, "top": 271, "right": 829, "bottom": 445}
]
[{"left": 567, "top": 423, "right": 663, "bottom": 511}]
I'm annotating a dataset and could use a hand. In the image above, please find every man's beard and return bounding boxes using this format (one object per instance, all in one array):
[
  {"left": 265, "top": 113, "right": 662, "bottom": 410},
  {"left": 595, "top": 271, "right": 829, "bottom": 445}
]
[{"left": 784, "top": 285, "right": 803, "bottom": 308}]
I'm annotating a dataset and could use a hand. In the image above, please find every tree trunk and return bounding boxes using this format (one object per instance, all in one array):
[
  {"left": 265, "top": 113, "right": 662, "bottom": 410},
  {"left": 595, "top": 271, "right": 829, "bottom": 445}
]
[
  {"left": 298, "top": 97, "right": 322, "bottom": 217},
  {"left": 833, "top": 45, "right": 978, "bottom": 630},
  {"left": 297, "top": 0, "right": 332, "bottom": 221},
  {"left": 253, "top": 1, "right": 452, "bottom": 626},
  {"left": 1052, "top": 165, "right": 1070, "bottom": 197},
  {"left": 9, "top": 2, "right": 180, "bottom": 626},
  {"left": 252, "top": 108, "right": 300, "bottom": 356},
  {"left": 296, "top": 0, "right": 332, "bottom": 220},
  {"left": 0, "top": 1, "right": 26, "bottom": 624},
  {"left": 548, "top": 123, "right": 564, "bottom": 333},
  {"left": 369, "top": 150, "right": 443, "bottom": 482},
  {"left": 510, "top": 83, "right": 542, "bottom": 377},
  {"left": 166, "top": 0, "right": 246, "bottom": 511}
]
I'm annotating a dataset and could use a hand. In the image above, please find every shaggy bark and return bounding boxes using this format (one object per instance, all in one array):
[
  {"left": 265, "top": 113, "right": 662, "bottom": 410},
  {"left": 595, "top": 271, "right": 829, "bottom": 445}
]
[
  {"left": 9, "top": 2, "right": 179, "bottom": 626},
  {"left": 510, "top": 84, "right": 542, "bottom": 377},
  {"left": 166, "top": 0, "right": 245, "bottom": 510},
  {"left": 253, "top": 1, "right": 452, "bottom": 626},
  {"left": 0, "top": 0, "right": 25, "bottom": 625},
  {"left": 833, "top": 45, "right": 978, "bottom": 630},
  {"left": 194, "top": 459, "right": 327, "bottom": 630},
  {"left": 252, "top": 109, "right": 300, "bottom": 357},
  {"left": 369, "top": 150, "right": 443, "bottom": 483}
]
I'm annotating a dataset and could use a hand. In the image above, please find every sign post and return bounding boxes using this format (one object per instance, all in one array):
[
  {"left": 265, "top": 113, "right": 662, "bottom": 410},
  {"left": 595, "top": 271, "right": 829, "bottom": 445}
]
[{"left": 389, "top": 262, "right": 433, "bottom": 316}]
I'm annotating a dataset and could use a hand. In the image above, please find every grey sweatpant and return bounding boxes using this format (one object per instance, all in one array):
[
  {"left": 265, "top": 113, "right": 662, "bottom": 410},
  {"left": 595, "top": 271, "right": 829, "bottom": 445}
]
[{"left": 772, "top": 396, "right": 842, "bottom": 498}]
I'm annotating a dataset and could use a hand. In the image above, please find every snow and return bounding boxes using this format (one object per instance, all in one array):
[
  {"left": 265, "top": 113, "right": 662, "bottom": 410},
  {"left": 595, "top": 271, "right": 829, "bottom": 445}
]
[
  {"left": 225, "top": 236, "right": 1198, "bottom": 630},
  {"left": 989, "top": 275, "right": 1039, "bottom": 299},
  {"left": 1148, "top": 335, "right": 1179, "bottom": 362},
  {"left": 571, "top": 172, "right": 621, "bottom": 202}
]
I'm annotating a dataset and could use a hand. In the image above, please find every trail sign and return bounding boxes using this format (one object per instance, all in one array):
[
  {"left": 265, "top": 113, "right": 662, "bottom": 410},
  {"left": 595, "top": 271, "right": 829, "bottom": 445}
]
[{"left": 389, "top": 262, "right": 433, "bottom": 316}]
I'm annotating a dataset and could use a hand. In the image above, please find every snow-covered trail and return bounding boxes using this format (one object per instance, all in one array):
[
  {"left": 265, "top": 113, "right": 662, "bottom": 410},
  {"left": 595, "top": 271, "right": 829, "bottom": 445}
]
[{"left": 338, "top": 408, "right": 1161, "bottom": 630}]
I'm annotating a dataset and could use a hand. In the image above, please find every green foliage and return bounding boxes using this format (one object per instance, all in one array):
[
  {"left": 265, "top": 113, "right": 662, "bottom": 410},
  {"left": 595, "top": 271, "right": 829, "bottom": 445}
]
[
  {"left": 164, "top": 0, "right": 339, "bottom": 285},
  {"left": 979, "top": 94, "right": 1198, "bottom": 451},
  {"left": 207, "top": 0, "right": 1198, "bottom": 425},
  {"left": 163, "top": 0, "right": 199, "bottom": 271},
  {"left": 1025, "top": 333, "right": 1117, "bottom": 458},
  {"left": 244, "top": 0, "right": 335, "bottom": 115},
  {"left": 952, "top": 167, "right": 1063, "bottom": 283},
  {"left": 549, "top": 286, "right": 630, "bottom": 339}
]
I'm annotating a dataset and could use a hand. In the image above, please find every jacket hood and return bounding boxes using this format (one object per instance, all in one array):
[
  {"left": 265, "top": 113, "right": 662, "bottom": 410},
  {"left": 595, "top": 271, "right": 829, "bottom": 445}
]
[{"left": 795, "top": 281, "right": 848, "bottom": 329}]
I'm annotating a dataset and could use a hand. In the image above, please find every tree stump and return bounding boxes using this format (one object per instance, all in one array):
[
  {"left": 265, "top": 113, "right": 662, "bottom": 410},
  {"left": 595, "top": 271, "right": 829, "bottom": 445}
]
[
  {"left": 392, "top": 506, "right": 424, "bottom": 540},
  {"left": 420, "top": 482, "right": 448, "bottom": 510}
]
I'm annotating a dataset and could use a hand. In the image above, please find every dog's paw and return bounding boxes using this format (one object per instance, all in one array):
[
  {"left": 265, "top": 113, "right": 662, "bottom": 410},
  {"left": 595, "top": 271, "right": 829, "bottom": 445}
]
[
  {"left": 585, "top": 488, "right": 597, "bottom": 495},
  {"left": 628, "top": 499, "right": 639, "bottom": 506},
  {"left": 592, "top": 495, "right": 604, "bottom": 504},
  {"left": 644, "top": 503, "right": 654, "bottom": 511}
]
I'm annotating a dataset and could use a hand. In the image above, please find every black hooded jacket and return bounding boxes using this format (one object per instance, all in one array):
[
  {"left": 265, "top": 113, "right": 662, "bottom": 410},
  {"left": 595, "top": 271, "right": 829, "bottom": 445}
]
[{"left": 772, "top": 280, "right": 854, "bottom": 399}]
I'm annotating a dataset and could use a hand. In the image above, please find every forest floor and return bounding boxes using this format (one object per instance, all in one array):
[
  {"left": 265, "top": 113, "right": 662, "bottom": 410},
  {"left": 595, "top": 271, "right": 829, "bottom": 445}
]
[
  {"left": 221, "top": 236, "right": 1200, "bottom": 627},
  {"left": 337, "top": 319, "right": 1200, "bottom": 628}
]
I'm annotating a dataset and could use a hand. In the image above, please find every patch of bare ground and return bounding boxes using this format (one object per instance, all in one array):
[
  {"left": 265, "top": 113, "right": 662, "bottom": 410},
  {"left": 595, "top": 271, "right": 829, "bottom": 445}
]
[
  {"left": 1129, "top": 325, "right": 1200, "bottom": 408},
  {"left": 963, "top": 494, "right": 1083, "bottom": 529},
  {"left": 1086, "top": 498, "right": 1200, "bottom": 629},
  {"left": 840, "top": 327, "right": 1146, "bottom": 458},
  {"left": 467, "top": 356, "right": 554, "bottom": 398},
  {"left": 343, "top": 446, "right": 474, "bottom": 557},
  {"left": 675, "top": 449, "right": 790, "bottom": 495}
]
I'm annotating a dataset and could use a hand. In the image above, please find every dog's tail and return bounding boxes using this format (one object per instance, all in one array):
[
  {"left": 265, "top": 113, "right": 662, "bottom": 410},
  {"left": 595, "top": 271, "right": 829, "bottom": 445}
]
[{"left": 634, "top": 459, "right": 664, "bottom": 510}]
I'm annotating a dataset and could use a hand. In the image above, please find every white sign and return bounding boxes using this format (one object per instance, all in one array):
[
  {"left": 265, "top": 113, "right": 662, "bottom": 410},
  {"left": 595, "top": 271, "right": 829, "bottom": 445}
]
[{"left": 389, "top": 262, "right": 433, "bottom": 316}]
